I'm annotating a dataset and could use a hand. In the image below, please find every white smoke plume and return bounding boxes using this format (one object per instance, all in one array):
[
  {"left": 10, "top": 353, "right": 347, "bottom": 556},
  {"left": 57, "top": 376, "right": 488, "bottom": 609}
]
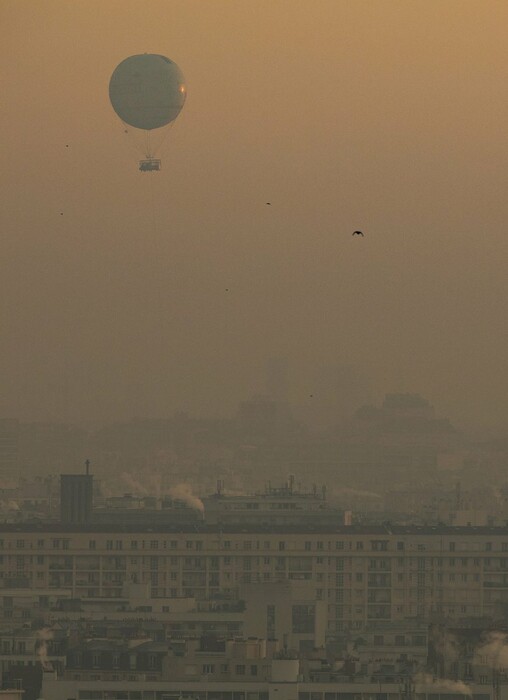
[
  {"left": 414, "top": 673, "right": 472, "bottom": 696},
  {"left": 121, "top": 472, "right": 149, "bottom": 496},
  {"left": 121, "top": 470, "right": 164, "bottom": 499},
  {"left": 168, "top": 483, "right": 204, "bottom": 513},
  {"left": 332, "top": 487, "right": 382, "bottom": 499},
  {"left": 36, "top": 627, "right": 54, "bottom": 671},
  {"left": 431, "top": 626, "right": 460, "bottom": 662},
  {"left": 475, "top": 632, "right": 508, "bottom": 669}
]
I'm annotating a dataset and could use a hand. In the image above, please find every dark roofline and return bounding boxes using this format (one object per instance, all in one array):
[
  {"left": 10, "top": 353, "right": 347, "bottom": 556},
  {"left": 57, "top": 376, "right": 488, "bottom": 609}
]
[{"left": 0, "top": 522, "right": 508, "bottom": 535}]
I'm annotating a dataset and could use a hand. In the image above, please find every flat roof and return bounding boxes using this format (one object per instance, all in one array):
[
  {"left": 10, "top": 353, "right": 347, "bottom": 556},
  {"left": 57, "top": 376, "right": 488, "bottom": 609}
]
[{"left": 0, "top": 522, "right": 507, "bottom": 535}]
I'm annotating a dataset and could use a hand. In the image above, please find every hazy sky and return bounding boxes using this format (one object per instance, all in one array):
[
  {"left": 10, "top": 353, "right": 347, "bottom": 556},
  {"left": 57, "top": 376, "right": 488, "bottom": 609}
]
[{"left": 3, "top": 0, "right": 508, "bottom": 429}]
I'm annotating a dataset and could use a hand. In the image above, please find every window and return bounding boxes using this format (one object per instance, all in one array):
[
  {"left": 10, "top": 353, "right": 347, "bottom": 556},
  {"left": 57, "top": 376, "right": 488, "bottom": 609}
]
[
  {"left": 115, "top": 540, "right": 122, "bottom": 550},
  {"left": 62, "top": 539, "right": 70, "bottom": 550},
  {"left": 186, "top": 541, "right": 193, "bottom": 549},
  {"left": 449, "top": 542, "right": 456, "bottom": 552},
  {"left": 250, "top": 665, "right": 258, "bottom": 676},
  {"left": 202, "top": 664, "right": 215, "bottom": 674},
  {"left": 305, "top": 542, "right": 311, "bottom": 551},
  {"left": 235, "top": 665, "right": 246, "bottom": 675},
  {"left": 52, "top": 539, "right": 60, "bottom": 549},
  {"left": 397, "top": 542, "right": 404, "bottom": 550},
  {"left": 16, "top": 540, "right": 24, "bottom": 549},
  {"left": 223, "top": 541, "right": 231, "bottom": 550},
  {"left": 106, "top": 540, "right": 113, "bottom": 550},
  {"left": 317, "top": 541, "right": 324, "bottom": 551},
  {"left": 292, "top": 604, "right": 315, "bottom": 633},
  {"left": 278, "top": 541, "right": 286, "bottom": 551},
  {"left": 89, "top": 540, "right": 96, "bottom": 550},
  {"left": 336, "top": 541, "right": 344, "bottom": 550},
  {"left": 131, "top": 541, "right": 138, "bottom": 549},
  {"left": 267, "top": 604, "right": 276, "bottom": 637},
  {"left": 37, "top": 540, "right": 44, "bottom": 548},
  {"left": 356, "top": 541, "right": 364, "bottom": 551},
  {"left": 150, "top": 540, "right": 158, "bottom": 550},
  {"left": 36, "top": 556, "right": 44, "bottom": 565},
  {"left": 486, "top": 542, "right": 492, "bottom": 552}
]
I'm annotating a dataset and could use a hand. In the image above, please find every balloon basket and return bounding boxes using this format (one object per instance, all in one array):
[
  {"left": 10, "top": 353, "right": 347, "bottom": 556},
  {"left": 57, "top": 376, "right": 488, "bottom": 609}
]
[{"left": 139, "top": 158, "right": 161, "bottom": 172}]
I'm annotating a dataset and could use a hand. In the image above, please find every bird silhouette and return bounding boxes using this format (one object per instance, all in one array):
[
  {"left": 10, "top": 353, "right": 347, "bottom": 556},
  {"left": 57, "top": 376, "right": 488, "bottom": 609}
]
[
  {"left": 266, "top": 202, "right": 271, "bottom": 206},
  {"left": 352, "top": 230, "right": 364, "bottom": 237}
]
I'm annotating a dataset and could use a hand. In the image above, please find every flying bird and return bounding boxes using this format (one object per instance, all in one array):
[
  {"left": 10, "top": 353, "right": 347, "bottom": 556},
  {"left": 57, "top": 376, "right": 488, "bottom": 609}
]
[
  {"left": 266, "top": 202, "right": 271, "bottom": 206},
  {"left": 352, "top": 230, "right": 364, "bottom": 237}
]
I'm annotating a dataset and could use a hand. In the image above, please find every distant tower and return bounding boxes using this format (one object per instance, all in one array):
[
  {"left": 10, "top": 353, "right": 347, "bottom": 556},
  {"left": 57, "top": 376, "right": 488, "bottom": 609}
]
[
  {"left": 265, "top": 357, "right": 289, "bottom": 402},
  {"left": 60, "top": 461, "right": 93, "bottom": 525},
  {"left": 0, "top": 419, "right": 19, "bottom": 482}
]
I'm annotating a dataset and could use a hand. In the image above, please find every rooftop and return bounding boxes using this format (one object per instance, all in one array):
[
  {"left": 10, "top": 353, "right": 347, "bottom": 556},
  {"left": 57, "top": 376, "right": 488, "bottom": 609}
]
[{"left": 0, "top": 522, "right": 507, "bottom": 535}]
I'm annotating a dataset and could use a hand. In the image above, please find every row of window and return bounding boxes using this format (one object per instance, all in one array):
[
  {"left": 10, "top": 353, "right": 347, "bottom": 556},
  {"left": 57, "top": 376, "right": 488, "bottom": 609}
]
[{"left": 3, "top": 537, "right": 508, "bottom": 552}]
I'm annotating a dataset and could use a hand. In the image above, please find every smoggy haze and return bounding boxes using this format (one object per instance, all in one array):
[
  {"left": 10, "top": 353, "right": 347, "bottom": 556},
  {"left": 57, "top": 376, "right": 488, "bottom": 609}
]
[{"left": 2, "top": 0, "right": 508, "bottom": 430}]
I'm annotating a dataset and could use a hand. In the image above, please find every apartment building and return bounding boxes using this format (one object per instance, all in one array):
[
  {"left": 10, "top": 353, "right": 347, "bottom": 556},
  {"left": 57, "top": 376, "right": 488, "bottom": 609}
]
[
  {"left": 1, "top": 525, "right": 508, "bottom": 635},
  {"left": 42, "top": 674, "right": 493, "bottom": 700}
]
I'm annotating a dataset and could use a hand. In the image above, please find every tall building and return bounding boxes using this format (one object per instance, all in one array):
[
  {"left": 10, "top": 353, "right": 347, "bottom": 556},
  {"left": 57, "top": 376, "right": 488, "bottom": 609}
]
[
  {"left": 0, "top": 419, "right": 19, "bottom": 483},
  {"left": 60, "top": 474, "right": 93, "bottom": 525},
  {"left": 265, "top": 357, "right": 289, "bottom": 403}
]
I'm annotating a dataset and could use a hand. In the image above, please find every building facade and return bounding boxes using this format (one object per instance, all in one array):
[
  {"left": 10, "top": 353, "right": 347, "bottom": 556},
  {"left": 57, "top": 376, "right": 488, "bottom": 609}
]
[{"left": 0, "top": 525, "right": 508, "bottom": 635}]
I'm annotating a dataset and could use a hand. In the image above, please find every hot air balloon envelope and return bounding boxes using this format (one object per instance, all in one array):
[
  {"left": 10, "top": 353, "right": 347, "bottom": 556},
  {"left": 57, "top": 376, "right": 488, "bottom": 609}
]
[{"left": 109, "top": 54, "right": 186, "bottom": 131}]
